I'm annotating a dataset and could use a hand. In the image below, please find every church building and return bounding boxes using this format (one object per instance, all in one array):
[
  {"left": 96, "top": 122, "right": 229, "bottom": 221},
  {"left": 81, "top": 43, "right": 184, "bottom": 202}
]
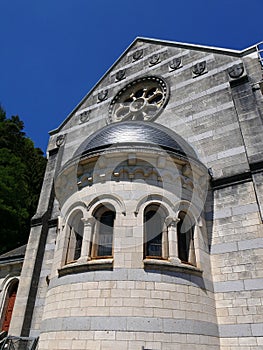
[{"left": 1, "top": 37, "right": 263, "bottom": 349}]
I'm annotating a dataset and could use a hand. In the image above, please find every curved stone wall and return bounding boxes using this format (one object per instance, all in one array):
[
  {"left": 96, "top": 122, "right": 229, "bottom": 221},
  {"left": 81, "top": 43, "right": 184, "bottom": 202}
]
[
  {"left": 37, "top": 147, "right": 219, "bottom": 349},
  {"left": 39, "top": 268, "right": 219, "bottom": 349}
]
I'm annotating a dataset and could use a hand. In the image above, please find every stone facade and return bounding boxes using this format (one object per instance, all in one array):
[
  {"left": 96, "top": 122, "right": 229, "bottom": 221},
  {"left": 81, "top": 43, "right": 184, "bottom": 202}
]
[
  {"left": 2, "top": 37, "right": 263, "bottom": 349},
  {"left": 0, "top": 245, "right": 25, "bottom": 341}
]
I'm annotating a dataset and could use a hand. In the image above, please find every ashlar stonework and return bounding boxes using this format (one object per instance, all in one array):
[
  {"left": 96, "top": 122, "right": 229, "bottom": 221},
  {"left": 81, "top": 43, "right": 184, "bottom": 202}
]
[{"left": 1, "top": 37, "right": 263, "bottom": 350}]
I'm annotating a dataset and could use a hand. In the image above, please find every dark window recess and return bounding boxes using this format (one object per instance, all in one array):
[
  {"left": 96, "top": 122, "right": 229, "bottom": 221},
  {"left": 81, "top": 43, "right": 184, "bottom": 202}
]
[
  {"left": 144, "top": 206, "right": 164, "bottom": 258},
  {"left": 74, "top": 233, "right": 83, "bottom": 260},
  {"left": 64, "top": 211, "right": 84, "bottom": 264},
  {"left": 2, "top": 281, "right": 18, "bottom": 332},
  {"left": 94, "top": 208, "right": 115, "bottom": 258},
  {"left": 177, "top": 211, "right": 194, "bottom": 264}
]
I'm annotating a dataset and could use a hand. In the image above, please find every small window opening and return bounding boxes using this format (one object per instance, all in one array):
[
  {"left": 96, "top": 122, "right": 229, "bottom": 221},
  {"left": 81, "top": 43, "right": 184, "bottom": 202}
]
[
  {"left": 92, "top": 206, "right": 115, "bottom": 258},
  {"left": 144, "top": 204, "right": 167, "bottom": 259},
  {"left": 1, "top": 280, "right": 18, "bottom": 332},
  {"left": 177, "top": 211, "right": 196, "bottom": 265},
  {"left": 65, "top": 211, "right": 84, "bottom": 264}
]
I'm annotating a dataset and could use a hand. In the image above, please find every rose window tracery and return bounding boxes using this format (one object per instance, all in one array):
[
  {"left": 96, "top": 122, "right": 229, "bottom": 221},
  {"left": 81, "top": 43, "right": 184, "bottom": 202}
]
[{"left": 108, "top": 76, "right": 169, "bottom": 123}]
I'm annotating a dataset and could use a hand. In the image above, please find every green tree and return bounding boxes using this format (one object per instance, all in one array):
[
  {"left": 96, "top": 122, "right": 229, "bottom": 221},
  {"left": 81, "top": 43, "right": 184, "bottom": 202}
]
[{"left": 0, "top": 106, "right": 47, "bottom": 254}]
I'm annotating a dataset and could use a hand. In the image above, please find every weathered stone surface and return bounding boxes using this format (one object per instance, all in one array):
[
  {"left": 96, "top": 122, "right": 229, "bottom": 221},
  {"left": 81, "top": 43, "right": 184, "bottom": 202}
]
[{"left": 2, "top": 38, "right": 262, "bottom": 350}]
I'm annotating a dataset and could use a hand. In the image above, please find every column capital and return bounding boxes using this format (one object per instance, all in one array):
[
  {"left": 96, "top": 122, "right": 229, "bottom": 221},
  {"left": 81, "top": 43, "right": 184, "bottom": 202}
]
[
  {"left": 165, "top": 216, "right": 180, "bottom": 227},
  {"left": 81, "top": 216, "right": 95, "bottom": 226}
]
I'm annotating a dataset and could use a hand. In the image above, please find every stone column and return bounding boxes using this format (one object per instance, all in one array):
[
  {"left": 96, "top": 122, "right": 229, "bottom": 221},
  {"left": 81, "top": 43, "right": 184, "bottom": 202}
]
[
  {"left": 79, "top": 217, "right": 95, "bottom": 262},
  {"left": 165, "top": 217, "right": 181, "bottom": 264}
]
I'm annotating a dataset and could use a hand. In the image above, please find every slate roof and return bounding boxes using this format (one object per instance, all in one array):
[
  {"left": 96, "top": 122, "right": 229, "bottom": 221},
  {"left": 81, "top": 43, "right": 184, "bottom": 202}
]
[
  {"left": 0, "top": 244, "right": 26, "bottom": 262},
  {"left": 75, "top": 121, "right": 198, "bottom": 159}
]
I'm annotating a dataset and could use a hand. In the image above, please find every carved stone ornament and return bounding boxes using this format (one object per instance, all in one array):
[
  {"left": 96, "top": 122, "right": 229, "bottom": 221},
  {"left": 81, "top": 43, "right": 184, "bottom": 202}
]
[
  {"left": 192, "top": 61, "right": 206, "bottom": 76},
  {"left": 56, "top": 134, "right": 65, "bottom": 147},
  {"left": 108, "top": 76, "right": 169, "bottom": 123},
  {"left": 149, "top": 53, "right": 160, "bottom": 66},
  {"left": 169, "top": 57, "right": 182, "bottom": 71},
  {"left": 81, "top": 216, "right": 95, "bottom": 227},
  {"left": 79, "top": 110, "right": 90, "bottom": 123},
  {"left": 116, "top": 69, "right": 126, "bottom": 81},
  {"left": 227, "top": 63, "right": 244, "bottom": 79},
  {"left": 98, "top": 90, "right": 108, "bottom": 102},
  {"left": 132, "top": 49, "right": 143, "bottom": 61}
]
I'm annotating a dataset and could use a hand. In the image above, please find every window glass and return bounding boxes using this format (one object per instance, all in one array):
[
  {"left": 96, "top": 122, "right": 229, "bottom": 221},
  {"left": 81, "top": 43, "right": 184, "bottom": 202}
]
[
  {"left": 177, "top": 211, "right": 195, "bottom": 264},
  {"left": 97, "top": 211, "right": 114, "bottom": 257},
  {"left": 144, "top": 205, "right": 166, "bottom": 258},
  {"left": 65, "top": 210, "right": 83, "bottom": 264},
  {"left": 93, "top": 205, "right": 115, "bottom": 258}
]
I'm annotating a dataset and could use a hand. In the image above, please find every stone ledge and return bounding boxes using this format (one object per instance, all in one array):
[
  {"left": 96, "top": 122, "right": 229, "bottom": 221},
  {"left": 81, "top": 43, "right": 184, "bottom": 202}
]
[
  {"left": 211, "top": 237, "right": 263, "bottom": 255},
  {"left": 219, "top": 323, "right": 252, "bottom": 337},
  {"left": 40, "top": 316, "right": 219, "bottom": 336},
  {"left": 58, "top": 259, "right": 114, "bottom": 277},
  {"left": 214, "top": 277, "right": 263, "bottom": 293},
  {"left": 143, "top": 258, "right": 203, "bottom": 277},
  {"left": 49, "top": 268, "right": 213, "bottom": 292}
]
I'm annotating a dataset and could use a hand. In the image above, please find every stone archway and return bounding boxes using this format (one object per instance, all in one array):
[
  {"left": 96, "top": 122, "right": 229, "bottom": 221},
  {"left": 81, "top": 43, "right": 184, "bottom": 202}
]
[{"left": 2, "top": 280, "right": 18, "bottom": 332}]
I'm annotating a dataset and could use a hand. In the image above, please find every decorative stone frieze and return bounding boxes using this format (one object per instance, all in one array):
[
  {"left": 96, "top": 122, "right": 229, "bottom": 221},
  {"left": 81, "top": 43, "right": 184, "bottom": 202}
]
[
  {"left": 55, "top": 134, "right": 65, "bottom": 147},
  {"left": 149, "top": 53, "right": 160, "bottom": 66},
  {"left": 227, "top": 63, "right": 245, "bottom": 79},
  {"left": 169, "top": 57, "right": 182, "bottom": 71},
  {"left": 97, "top": 89, "right": 108, "bottom": 102},
  {"left": 79, "top": 110, "right": 90, "bottom": 123},
  {"left": 115, "top": 69, "right": 126, "bottom": 81},
  {"left": 132, "top": 49, "right": 143, "bottom": 61},
  {"left": 192, "top": 60, "right": 207, "bottom": 77}
]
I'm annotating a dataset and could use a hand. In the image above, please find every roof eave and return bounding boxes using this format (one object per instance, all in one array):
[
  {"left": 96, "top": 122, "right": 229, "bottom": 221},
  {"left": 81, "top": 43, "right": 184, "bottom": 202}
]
[
  {"left": 135, "top": 36, "right": 258, "bottom": 56},
  {"left": 49, "top": 37, "right": 139, "bottom": 136}
]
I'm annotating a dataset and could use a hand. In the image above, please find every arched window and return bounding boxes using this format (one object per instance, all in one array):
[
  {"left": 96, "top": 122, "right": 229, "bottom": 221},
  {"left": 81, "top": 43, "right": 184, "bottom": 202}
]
[
  {"left": 65, "top": 210, "right": 84, "bottom": 264},
  {"left": 144, "top": 204, "right": 167, "bottom": 259},
  {"left": 92, "top": 205, "right": 115, "bottom": 258},
  {"left": 177, "top": 211, "right": 196, "bottom": 265},
  {"left": 1, "top": 279, "right": 18, "bottom": 332}
]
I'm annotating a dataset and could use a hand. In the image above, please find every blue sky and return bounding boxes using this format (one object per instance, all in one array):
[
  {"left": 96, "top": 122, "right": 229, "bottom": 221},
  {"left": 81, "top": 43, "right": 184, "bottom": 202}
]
[{"left": 1, "top": 0, "right": 262, "bottom": 151}]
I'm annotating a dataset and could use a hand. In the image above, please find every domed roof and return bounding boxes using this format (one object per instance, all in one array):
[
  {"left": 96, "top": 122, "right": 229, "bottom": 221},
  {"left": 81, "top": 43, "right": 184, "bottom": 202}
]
[{"left": 75, "top": 121, "right": 197, "bottom": 159}]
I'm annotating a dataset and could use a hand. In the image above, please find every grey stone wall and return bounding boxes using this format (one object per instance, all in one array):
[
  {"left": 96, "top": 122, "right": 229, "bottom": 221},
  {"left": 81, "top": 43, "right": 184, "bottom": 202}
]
[
  {"left": 211, "top": 181, "right": 263, "bottom": 349},
  {"left": 9, "top": 38, "right": 263, "bottom": 349}
]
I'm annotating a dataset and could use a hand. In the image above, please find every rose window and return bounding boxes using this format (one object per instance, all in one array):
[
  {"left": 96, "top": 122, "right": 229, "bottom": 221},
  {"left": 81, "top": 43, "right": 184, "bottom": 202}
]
[{"left": 108, "top": 76, "right": 169, "bottom": 123}]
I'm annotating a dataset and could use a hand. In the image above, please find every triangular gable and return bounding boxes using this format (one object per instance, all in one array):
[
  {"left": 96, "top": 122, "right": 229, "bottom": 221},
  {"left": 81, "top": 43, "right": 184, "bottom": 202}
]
[{"left": 49, "top": 37, "right": 258, "bottom": 135}]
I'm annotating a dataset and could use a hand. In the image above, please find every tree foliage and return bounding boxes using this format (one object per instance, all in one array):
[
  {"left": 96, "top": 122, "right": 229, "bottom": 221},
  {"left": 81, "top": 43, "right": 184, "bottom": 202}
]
[{"left": 0, "top": 106, "right": 47, "bottom": 254}]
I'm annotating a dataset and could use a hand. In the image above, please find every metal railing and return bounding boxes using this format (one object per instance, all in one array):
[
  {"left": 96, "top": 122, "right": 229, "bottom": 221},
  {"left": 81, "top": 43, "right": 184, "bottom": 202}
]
[
  {"left": 0, "top": 336, "right": 38, "bottom": 350},
  {"left": 256, "top": 42, "right": 263, "bottom": 69}
]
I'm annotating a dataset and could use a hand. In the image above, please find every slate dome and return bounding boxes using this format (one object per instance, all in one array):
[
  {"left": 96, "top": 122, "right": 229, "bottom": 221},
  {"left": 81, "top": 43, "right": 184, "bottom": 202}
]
[{"left": 75, "top": 121, "right": 197, "bottom": 159}]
